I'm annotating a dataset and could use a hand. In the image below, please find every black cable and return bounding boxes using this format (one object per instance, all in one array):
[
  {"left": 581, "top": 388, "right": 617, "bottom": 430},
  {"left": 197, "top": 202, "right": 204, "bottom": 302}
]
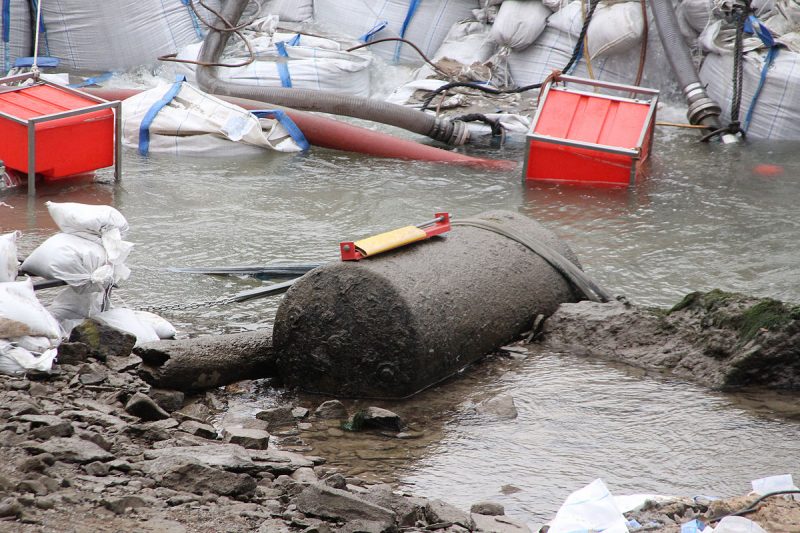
[
  {"left": 420, "top": 0, "right": 600, "bottom": 111},
  {"left": 707, "top": 490, "right": 800, "bottom": 524},
  {"left": 451, "top": 113, "right": 505, "bottom": 137}
]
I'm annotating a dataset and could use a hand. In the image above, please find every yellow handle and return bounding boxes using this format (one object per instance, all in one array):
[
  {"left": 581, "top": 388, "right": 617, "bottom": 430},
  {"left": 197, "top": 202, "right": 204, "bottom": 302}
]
[{"left": 354, "top": 226, "right": 428, "bottom": 257}]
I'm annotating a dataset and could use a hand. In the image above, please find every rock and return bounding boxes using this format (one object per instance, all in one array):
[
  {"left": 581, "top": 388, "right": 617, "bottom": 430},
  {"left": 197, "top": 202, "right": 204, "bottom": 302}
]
[
  {"left": 56, "top": 342, "right": 90, "bottom": 365},
  {"left": 106, "top": 354, "right": 143, "bottom": 373},
  {"left": 470, "top": 501, "right": 505, "bottom": 516},
  {"left": 70, "top": 319, "right": 136, "bottom": 361},
  {"left": 255, "top": 406, "right": 295, "bottom": 428},
  {"left": 324, "top": 473, "right": 347, "bottom": 490},
  {"left": 223, "top": 427, "right": 270, "bottom": 450},
  {"left": 314, "top": 400, "right": 348, "bottom": 420},
  {"left": 159, "top": 462, "right": 257, "bottom": 498},
  {"left": 78, "top": 430, "right": 114, "bottom": 451},
  {"left": 178, "top": 420, "right": 218, "bottom": 439},
  {"left": 84, "top": 461, "right": 110, "bottom": 477},
  {"left": 338, "top": 520, "right": 388, "bottom": 533},
  {"left": 0, "top": 497, "right": 21, "bottom": 518},
  {"left": 125, "top": 392, "right": 171, "bottom": 421},
  {"left": 22, "top": 437, "right": 114, "bottom": 464},
  {"left": 27, "top": 382, "right": 50, "bottom": 397},
  {"left": 294, "top": 484, "right": 396, "bottom": 529},
  {"left": 148, "top": 389, "right": 185, "bottom": 413},
  {"left": 425, "top": 500, "right": 476, "bottom": 531},
  {"left": 292, "top": 407, "right": 309, "bottom": 419},
  {"left": 78, "top": 369, "right": 107, "bottom": 386},
  {"left": 476, "top": 394, "right": 518, "bottom": 420},
  {"left": 290, "top": 467, "right": 318, "bottom": 484},
  {"left": 362, "top": 484, "right": 428, "bottom": 528},
  {"left": 17, "top": 478, "right": 48, "bottom": 496},
  {"left": 102, "top": 495, "right": 151, "bottom": 515},
  {"left": 30, "top": 421, "right": 74, "bottom": 440},
  {"left": 353, "top": 407, "right": 404, "bottom": 432},
  {"left": 471, "top": 513, "right": 531, "bottom": 532},
  {"left": 173, "top": 403, "right": 210, "bottom": 424},
  {"left": 141, "top": 444, "right": 256, "bottom": 473},
  {"left": 18, "top": 453, "right": 55, "bottom": 473}
]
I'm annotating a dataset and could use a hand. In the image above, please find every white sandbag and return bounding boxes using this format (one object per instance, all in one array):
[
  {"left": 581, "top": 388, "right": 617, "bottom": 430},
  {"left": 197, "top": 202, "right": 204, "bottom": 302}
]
[
  {"left": 676, "top": 0, "right": 713, "bottom": 39},
  {"left": 547, "top": 1, "right": 644, "bottom": 60},
  {"left": 48, "top": 287, "right": 106, "bottom": 322},
  {"left": 20, "top": 233, "right": 131, "bottom": 291},
  {"left": 122, "top": 81, "right": 304, "bottom": 155},
  {"left": 0, "top": 0, "right": 32, "bottom": 75},
  {"left": 133, "top": 311, "right": 177, "bottom": 339},
  {"left": 0, "top": 341, "right": 58, "bottom": 376},
  {"left": 313, "top": 0, "right": 480, "bottom": 64},
  {"left": 490, "top": 0, "right": 552, "bottom": 51},
  {"left": 433, "top": 21, "right": 496, "bottom": 64},
  {"left": 0, "top": 280, "right": 62, "bottom": 339},
  {"left": 10, "top": 336, "right": 55, "bottom": 354},
  {"left": 39, "top": 0, "right": 203, "bottom": 71},
  {"left": 93, "top": 308, "right": 160, "bottom": 346},
  {"left": 47, "top": 202, "right": 129, "bottom": 240},
  {"left": 700, "top": 50, "right": 800, "bottom": 140},
  {"left": 174, "top": 37, "right": 373, "bottom": 98},
  {"left": 0, "top": 231, "right": 20, "bottom": 282}
]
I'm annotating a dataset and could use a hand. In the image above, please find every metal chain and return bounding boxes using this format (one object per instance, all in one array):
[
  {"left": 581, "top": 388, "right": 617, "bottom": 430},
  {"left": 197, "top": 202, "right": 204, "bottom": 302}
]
[{"left": 138, "top": 295, "right": 240, "bottom": 313}]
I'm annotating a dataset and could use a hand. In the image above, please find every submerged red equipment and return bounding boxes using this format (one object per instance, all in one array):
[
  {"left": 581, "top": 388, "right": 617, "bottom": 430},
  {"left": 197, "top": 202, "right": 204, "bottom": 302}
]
[
  {"left": 0, "top": 73, "right": 121, "bottom": 195},
  {"left": 523, "top": 75, "right": 659, "bottom": 188}
]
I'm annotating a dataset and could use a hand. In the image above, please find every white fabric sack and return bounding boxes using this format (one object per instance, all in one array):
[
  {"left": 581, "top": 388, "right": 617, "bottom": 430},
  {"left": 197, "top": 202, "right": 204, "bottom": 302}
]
[
  {"left": 48, "top": 286, "right": 106, "bottom": 322},
  {"left": 0, "top": 0, "right": 32, "bottom": 75},
  {"left": 0, "top": 341, "right": 58, "bottom": 376},
  {"left": 543, "top": 0, "right": 570, "bottom": 10},
  {"left": 40, "top": 0, "right": 203, "bottom": 71},
  {"left": 0, "top": 280, "right": 62, "bottom": 339},
  {"left": 548, "top": 1, "right": 644, "bottom": 60},
  {"left": 10, "top": 336, "right": 55, "bottom": 354},
  {"left": 122, "top": 81, "right": 304, "bottom": 155},
  {"left": 490, "top": 0, "right": 552, "bottom": 51},
  {"left": 677, "top": 0, "right": 713, "bottom": 38},
  {"left": 93, "top": 308, "right": 160, "bottom": 346},
  {"left": 313, "top": 0, "right": 480, "bottom": 64},
  {"left": 175, "top": 38, "right": 373, "bottom": 98},
  {"left": 700, "top": 50, "right": 800, "bottom": 140},
  {"left": 46, "top": 202, "right": 129, "bottom": 240},
  {"left": 134, "top": 310, "right": 177, "bottom": 339},
  {"left": 548, "top": 479, "right": 628, "bottom": 533},
  {"left": 20, "top": 233, "right": 131, "bottom": 291},
  {"left": 201, "top": 0, "right": 313, "bottom": 23},
  {"left": 414, "top": 21, "right": 495, "bottom": 79},
  {"left": 0, "top": 231, "right": 20, "bottom": 282}
]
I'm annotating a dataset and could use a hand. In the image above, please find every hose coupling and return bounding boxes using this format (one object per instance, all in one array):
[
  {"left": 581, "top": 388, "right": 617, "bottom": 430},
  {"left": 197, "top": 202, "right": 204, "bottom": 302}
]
[
  {"left": 683, "top": 82, "right": 722, "bottom": 127},
  {"left": 430, "top": 118, "right": 470, "bottom": 146}
]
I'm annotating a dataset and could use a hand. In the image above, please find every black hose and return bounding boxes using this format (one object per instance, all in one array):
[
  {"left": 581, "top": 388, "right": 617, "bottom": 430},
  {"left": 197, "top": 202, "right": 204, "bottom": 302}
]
[
  {"left": 195, "top": 0, "right": 469, "bottom": 145},
  {"left": 707, "top": 490, "right": 800, "bottom": 523},
  {"left": 649, "top": 0, "right": 722, "bottom": 129},
  {"left": 451, "top": 218, "right": 611, "bottom": 303}
]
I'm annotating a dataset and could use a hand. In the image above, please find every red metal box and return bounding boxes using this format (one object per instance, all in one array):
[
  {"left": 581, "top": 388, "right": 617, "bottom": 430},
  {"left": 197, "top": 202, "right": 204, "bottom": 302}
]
[
  {"left": 0, "top": 82, "right": 114, "bottom": 179},
  {"left": 523, "top": 75, "right": 659, "bottom": 188}
]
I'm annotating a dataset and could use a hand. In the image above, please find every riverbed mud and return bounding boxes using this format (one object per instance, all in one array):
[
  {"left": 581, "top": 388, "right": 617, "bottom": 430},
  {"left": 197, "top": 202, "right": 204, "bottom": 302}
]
[{"left": 531, "top": 290, "right": 800, "bottom": 390}]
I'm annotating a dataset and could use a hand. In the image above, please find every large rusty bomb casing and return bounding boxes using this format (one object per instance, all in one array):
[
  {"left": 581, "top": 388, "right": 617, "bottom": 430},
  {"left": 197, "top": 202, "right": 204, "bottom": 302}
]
[{"left": 273, "top": 210, "right": 582, "bottom": 398}]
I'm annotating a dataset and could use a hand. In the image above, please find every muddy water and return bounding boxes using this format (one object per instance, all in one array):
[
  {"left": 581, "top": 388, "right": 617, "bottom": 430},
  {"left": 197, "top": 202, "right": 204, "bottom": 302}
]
[{"left": 3, "top": 115, "right": 800, "bottom": 527}]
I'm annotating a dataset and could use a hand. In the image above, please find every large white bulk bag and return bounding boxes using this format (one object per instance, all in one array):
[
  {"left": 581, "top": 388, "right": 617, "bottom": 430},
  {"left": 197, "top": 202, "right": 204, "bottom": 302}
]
[
  {"left": 700, "top": 50, "right": 800, "bottom": 140},
  {"left": 490, "top": 0, "right": 551, "bottom": 51},
  {"left": 122, "top": 81, "right": 305, "bottom": 155},
  {"left": 201, "top": 0, "right": 313, "bottom": 23},
  {"left": 0, "top": 0, "right": 32, "bottom": 75},
  {"left": 0, "top": 231, "right": 20, "bottom": 282},
  {"left": 38, "top": 0, "right": 203, "bottom": 71},
  {"left": 0, "top": 279, "right": 62, "bottom": 339},
  {"left": 313, "top": 0, "right": 480, "bottom": 64},
  {"left": 174, "top": 36, "right": 373, "bottom": 97}
]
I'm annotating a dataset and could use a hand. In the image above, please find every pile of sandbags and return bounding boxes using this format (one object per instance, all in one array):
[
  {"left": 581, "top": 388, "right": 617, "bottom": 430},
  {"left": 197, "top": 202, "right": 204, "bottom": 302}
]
[
  {"left": 312, "top": 0, "right": 481, "bottom": 64},
  {"left": 0, "top": 0, "right": 32, "bottom": 75},
  {"left": 18, "top": 202, "right": 176, "bottom": 349}
]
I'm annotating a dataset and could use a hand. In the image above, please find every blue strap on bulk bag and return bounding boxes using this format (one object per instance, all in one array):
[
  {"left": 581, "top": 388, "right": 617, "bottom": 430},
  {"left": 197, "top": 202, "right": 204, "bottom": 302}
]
[
  {"left": 68, "top": 71, "right": 113, "bottom": 88},
  {"left": 180, "top": 0, "right": 205, "bottom": 40},
  {"left": 742, "top": 15, "right": 780, "bottom": 134},
  {"left": 393, "top": 0, "right": 420, "bottom": 62},
  {"left": 359, "top": 20, "right": 389, "bottom": 43},
  {"left": 139, "top": 75, "right": 186, "bottom": 156},
  {"left": 275, "top": 41, "right": 293, "bottom": 88},
  {"left": 251, "top": 109, "right": 310, "bottom": 151}
]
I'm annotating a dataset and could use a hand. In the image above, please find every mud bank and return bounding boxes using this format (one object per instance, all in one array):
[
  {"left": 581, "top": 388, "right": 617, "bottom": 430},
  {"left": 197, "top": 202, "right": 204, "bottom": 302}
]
[{"left": 530, "top": 290, "right": 800, "bottom": 391}]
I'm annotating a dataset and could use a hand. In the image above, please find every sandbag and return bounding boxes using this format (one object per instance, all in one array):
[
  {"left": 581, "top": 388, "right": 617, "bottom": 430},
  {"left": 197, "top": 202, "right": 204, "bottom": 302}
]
[
  {"left": 0, "top": 280, "right": 61, "bottom": 339},
  {"left": 700, "top": 50, "right": 800, "bottom": 140},
  {"left": 174, "top": 36, "right": 373, "bottom": 98},
  {"left": 93, "top": 308, "right": 160, "bottom": 346},
  {"left": 38, "top": 0, "right": 203, "bottom": 71},
  {"left": 48, "top": 286, "right": 106, "bottom": 322},
  {"left": 0, "top": 231, "right": 20, "bottom": 282},
  {"left": 490, "top": 0, "right": 552, "bottom": 51},
  {"left": 413, "top": 20, "right": 495, "bottom": 80},
  {"left": 0, "top": 0, "right": 32, "bottom": 75},
  {"left": 202, "top": 0, "right": 313, "bottom": 23},
  {"left": 122, "top": 81, "right": 305, "bottom": 155},
  {"left": 46, "top": 202, "right": 129, "bottom": 240},
  {"left": 548, "top": 1, "right": 644, "bottom": 60},
  {"left": 676, "top": 0, "right": 713, "bottom": 39},
  {"left": 10, "top": 336, "right": 55, "bottom": 354},
  {"left": 20, "top": 233, "right": 130, "bottom": 291},
  {"left": 0, "top": 341, "right": 58, "bottom": 376},
  {"left": 133, "top": 311, "right": 177, "bottom": 340},
  {"left": 312, "top": 0, "right": 480, "bottom": 64}
]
